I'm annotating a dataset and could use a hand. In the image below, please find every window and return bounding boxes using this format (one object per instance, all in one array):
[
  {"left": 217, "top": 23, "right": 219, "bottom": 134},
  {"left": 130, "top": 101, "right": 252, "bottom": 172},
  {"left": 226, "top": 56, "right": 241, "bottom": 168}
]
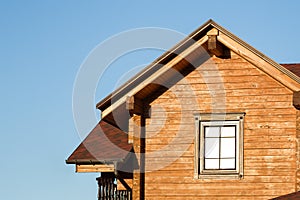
[{"left": 194, "top": 113, "right": 245, "bottom": 179}]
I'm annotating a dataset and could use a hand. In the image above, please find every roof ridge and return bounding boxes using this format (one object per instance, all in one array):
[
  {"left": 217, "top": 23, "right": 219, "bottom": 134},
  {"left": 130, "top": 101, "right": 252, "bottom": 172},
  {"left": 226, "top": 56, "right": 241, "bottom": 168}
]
[{"left": 280, "top": 63, "right": 300, "bottom": 65}]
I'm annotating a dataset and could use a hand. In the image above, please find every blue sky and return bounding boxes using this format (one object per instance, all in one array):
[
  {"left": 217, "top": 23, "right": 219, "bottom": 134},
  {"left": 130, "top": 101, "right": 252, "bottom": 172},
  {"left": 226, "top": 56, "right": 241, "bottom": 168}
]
[{"left": 1, "top": 1, "right": 300, "bottom": 199}]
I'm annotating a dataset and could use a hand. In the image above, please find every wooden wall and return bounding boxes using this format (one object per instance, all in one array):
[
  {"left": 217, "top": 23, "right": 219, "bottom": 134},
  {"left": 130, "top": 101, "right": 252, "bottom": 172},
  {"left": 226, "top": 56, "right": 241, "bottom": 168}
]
[{"left": 143, "top": 51, "right": 297, "bottom": 199}]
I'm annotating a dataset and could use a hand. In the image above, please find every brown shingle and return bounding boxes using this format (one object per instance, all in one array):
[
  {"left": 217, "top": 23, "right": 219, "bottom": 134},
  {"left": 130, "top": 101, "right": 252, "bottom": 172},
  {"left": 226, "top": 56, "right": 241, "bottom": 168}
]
[
  {"left": 66, "top": 120, "right": 132, "bottom": 164},
  {"left": 281, "top": 63, "right": 300, "bottom": 78},
  {"left": 271, "top": 191, "right": 300, "bottom": 199}
]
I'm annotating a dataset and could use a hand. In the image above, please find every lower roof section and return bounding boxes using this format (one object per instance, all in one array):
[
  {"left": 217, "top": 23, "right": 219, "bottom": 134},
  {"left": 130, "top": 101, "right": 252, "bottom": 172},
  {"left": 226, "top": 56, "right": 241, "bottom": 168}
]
[
  {"left": 281, "top": 63, "right": 300, "bottom": 78},
  {"left": 66, "top": 120, "right": 132, "bottom": 165},
  {"left": 271, "top": 191, "right": 300, "bottom": 200}
]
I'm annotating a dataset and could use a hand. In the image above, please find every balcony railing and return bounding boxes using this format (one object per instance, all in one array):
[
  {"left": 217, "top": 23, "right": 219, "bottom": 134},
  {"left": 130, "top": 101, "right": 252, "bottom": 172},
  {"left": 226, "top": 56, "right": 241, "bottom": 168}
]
[{"left": 96, "top": 173, "right": 132, "bottom": 200}]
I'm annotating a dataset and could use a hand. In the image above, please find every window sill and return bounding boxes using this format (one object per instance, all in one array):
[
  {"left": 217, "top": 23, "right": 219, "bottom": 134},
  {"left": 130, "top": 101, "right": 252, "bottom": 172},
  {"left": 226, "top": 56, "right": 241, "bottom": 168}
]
[{"left": 196, "top": 173, "right": 243, "bottom": 180}]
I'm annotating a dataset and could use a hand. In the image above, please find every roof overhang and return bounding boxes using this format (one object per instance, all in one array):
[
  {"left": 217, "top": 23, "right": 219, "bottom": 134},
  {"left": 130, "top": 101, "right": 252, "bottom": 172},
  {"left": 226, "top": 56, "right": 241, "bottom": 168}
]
[{"left": 66, "top": 120, "right": 134, "bottom": 172}]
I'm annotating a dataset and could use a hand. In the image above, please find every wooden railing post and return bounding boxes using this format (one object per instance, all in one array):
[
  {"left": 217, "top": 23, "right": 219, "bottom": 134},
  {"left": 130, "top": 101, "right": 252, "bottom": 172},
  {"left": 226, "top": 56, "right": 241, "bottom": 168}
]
[
  {"left": 96, "top": 172, "right": 115, "bottom": 200},
  {"left": 96, "top": 172, "right": 132, "bottom": 200}
]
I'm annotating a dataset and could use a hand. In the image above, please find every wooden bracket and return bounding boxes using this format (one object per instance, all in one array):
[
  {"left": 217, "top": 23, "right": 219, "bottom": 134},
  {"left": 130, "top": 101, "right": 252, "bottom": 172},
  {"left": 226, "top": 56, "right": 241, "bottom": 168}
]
[
  {"left": 207, "top": 28, "right": 224, "bottom": 57},
  {"left": 207, "top": 28, "right": 219, "bottom": 36},
  {"left": 117, "top": 177, "right": 132, "bottom": 191},
  {"left": 126, "top": 96, "right": 151, "bottom": 117},
  {"left": 293, "top": 91, "right": 300, "bottom": 110},
  {"left": 126, "top": 96, "right": 143, "bottom": 115},
  {"left": 208, "top": 35, "right": 224, "bottom": 57}
]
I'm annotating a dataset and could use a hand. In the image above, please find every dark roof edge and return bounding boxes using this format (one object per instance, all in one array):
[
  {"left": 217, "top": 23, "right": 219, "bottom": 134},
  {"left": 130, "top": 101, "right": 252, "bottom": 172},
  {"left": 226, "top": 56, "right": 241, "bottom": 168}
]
[
  {"left": 271, "top": 191, "right": 300, "bottom": 199},
  {"left": 281, "top": 63, "right": 300, "bottom": 65},
  {"left": 65, "top": 158, "right": 123, "bottom": 165}
]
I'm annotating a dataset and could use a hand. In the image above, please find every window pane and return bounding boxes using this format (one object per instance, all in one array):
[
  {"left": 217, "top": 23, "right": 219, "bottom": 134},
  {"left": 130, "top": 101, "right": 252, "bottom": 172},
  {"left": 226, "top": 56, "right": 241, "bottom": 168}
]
[
  {"left": 205, "top": 126, "right": 219, "bottom": 137},
  {"left": 205, "top": 138, "right": 219, "bottom": 158},
  {"left": 220, "top": 158, "right": 235, "bottom": 169},
  {"left": 220, "top": 138, "right": 235, "bottom": 158},
  {"left": 221, "top": 126, "right": 235, "bottom": 137},
  {"left": 205, "top": 159, "right": 219, "bottom": 169}
]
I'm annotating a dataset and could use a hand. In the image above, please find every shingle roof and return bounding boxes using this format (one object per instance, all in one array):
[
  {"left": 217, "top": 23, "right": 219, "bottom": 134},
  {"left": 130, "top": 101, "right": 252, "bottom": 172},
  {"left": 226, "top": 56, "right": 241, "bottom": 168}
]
[
  {"left": 66, "top": 120, "right": 132, "bottom": 164},
  {"left": 281, "top": 63, "right": 300, "bottom": 78},
  {"left": 271, "top": 191, "right": 300, "bottom": 199}
]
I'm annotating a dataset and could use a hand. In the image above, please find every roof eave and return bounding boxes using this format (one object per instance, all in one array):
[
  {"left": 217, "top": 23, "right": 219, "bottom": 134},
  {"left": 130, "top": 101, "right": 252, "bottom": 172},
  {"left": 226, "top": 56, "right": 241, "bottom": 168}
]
[{"left": 65, "top": 158, "right": 124, "bottom": 165}]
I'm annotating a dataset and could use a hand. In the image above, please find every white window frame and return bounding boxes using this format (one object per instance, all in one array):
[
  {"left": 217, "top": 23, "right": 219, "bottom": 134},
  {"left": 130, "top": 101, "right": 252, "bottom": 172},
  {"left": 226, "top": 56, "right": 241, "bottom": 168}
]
[{"left": 194, "top": 113, "right": 245, "bottom": 179}]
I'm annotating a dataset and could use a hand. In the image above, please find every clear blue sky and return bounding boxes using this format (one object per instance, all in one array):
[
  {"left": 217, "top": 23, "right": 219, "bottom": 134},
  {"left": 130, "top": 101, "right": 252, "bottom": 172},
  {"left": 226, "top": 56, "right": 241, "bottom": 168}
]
[{"left": 1, "top": 1, "right": 300, "bottom": 199}]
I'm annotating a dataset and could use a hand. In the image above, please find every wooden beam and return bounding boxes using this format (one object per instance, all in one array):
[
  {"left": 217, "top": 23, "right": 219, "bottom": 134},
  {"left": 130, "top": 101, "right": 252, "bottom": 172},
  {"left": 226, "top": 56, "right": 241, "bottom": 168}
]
[
  {"left": 208, "top": 35, "right": 217, "bottom": 50},
  {"left": 293, "top": 91, "right": 300, "bottom": 110},
  {"left": 126, "top": 95, "right": 135, "bottom": 111},
  {"left": 131, "top": 115, "right": 145, "bottom": 200},
  {"left": 76, "top": 164, "right": 114, "bottom": 173},
  {"left": 207, "top": 28, "right": 219, "bottom": 36},
  {"left": 126, "top": 95, "right": 151, "bottom": 118},
  {"left": 208, "top": 35, "right": 224, "bottom": 57},
  {"left": 206, "top": 28, "right": 224, "bottom": 57},
  {"left": 117, "top": 178, "right": 133, "bottom": 191},
  {"left": 126, "top": 96, "right": 144, "bottom": 115},
  {"left": 296, "top": 110, "right": 300, "bottom": 190},
  {"left": 132, "top": 115, "right": 141, "bottom": 200}
]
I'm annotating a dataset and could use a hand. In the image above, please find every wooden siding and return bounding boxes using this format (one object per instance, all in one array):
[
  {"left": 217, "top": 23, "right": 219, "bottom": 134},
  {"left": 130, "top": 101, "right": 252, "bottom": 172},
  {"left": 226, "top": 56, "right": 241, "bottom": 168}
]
[
  {"left": 76, "top": 164, "right": 114, "bottom": 173},
  {"left": 143, "top": 51, "right": 297, "bottom": 199},
  {"left": 296, "top": 110, "right": 300, "bottom": 190}
]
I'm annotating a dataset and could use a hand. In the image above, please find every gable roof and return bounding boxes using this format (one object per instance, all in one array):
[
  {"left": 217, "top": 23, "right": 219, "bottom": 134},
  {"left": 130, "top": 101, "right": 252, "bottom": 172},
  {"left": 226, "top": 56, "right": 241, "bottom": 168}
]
[
  {"left": 67, "top": 20, "right": 300, "bottom": 166},
  {"left": 66, "top": 120, "right": 132, "bottom": 164},
  {"left": 96, "top": 19, "right": 300, "bottom": 119}
]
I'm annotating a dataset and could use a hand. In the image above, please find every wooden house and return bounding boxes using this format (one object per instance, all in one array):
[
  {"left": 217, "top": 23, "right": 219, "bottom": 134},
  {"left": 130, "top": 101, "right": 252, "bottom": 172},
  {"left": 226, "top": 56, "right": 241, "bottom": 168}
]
[{"left": 66, "top": 20, "right": 300, "bottom": 199}]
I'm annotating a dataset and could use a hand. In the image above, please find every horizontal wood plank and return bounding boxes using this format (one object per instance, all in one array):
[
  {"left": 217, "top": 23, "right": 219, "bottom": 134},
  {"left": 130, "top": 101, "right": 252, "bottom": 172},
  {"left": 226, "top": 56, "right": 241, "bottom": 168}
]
[
  {"left": 137, "top": 49, "right": 298, "bottom": 198},
  {"left": 76, "top": 164, "right": 114, "bottom": 173}
]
